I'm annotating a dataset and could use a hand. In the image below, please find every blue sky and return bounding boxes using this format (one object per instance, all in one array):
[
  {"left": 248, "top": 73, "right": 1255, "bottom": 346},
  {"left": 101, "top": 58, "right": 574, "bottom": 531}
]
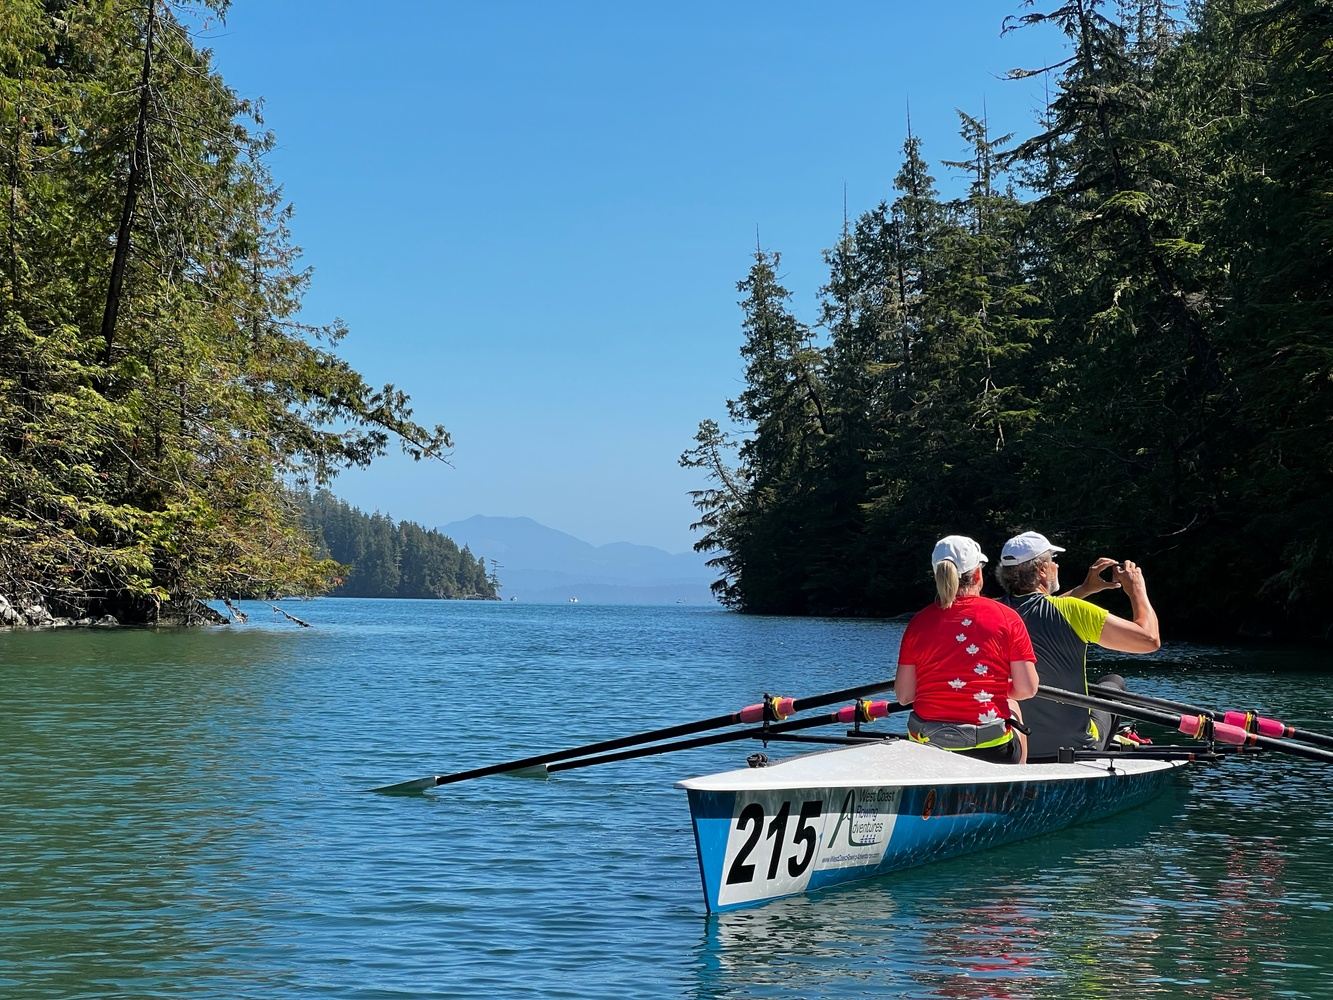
[{"left": 204, "top": 3, "right": 1066, "bottom": 553}]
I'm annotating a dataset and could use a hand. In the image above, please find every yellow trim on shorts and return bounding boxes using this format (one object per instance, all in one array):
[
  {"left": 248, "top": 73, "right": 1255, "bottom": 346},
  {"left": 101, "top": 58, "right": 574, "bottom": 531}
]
[{"left": 910, "top": 729, "right": 1014, "bottom": 751}]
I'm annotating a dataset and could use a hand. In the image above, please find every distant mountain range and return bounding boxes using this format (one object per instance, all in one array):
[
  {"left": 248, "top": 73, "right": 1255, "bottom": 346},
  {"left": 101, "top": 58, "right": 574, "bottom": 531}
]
[{"left": 438, "top": 516, "right": 718, "bottom": 605}]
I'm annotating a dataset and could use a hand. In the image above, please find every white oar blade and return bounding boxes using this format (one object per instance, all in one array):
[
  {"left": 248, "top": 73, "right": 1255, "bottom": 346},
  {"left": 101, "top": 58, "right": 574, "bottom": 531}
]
[{"left": 369, "top": 775, "right": 439, "bottom": 795}]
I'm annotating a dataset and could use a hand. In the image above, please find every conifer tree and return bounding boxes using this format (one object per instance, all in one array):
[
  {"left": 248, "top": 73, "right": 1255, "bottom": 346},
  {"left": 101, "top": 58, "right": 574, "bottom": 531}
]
[
  {"left": 679, "top": 418, "right": 746, "bottom": 607},
  {"left": 683, "top": 0, "right": 1330, "bottom": 636},
  {"left": 0, "top": 3, "right": 452, "bottom": 622}
]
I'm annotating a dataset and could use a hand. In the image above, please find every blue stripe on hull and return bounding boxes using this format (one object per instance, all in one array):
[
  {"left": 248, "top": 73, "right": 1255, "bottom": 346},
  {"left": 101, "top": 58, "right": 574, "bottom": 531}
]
[
  {"left": 689, "top": 768, "right": 1175, "bottom": 912},
  {"left": 688, "top": 789, "right": 736, "bottom": 909}
]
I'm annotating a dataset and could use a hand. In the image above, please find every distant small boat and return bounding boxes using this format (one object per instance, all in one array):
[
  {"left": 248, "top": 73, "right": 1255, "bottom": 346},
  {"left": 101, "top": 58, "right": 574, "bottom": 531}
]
[{"left": 569, "top": 597, "right": 579, "bottom": 604}]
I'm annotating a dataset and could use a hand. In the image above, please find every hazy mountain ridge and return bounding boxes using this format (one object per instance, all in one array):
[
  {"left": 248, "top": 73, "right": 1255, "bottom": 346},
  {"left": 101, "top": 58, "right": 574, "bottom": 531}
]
[{"left": 438, "top": 516, "right": 716, "bottom": 604}]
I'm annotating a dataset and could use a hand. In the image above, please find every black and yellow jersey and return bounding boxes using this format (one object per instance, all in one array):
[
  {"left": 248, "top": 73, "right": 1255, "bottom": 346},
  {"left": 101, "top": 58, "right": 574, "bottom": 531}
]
[{"left": 1001, "top": 593, "right": 1109, "bottom": 759}]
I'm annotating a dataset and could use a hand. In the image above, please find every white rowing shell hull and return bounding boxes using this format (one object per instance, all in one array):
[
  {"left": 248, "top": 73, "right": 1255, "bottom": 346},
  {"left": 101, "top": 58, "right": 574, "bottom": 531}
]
[{"left": 676, "top": 740, "right": 1185, "bottom": 912}]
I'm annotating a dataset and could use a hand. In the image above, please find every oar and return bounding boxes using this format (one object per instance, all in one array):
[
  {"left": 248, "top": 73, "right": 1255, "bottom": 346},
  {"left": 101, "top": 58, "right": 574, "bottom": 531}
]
[
  {"left": 545, "top": 699, "right": 904, "bottom": 774},
  {"left": 1070, "top": 747, "right": 1217, "bottom": 761},
  {"left": 1037, "top": 685, "right": 1333, "bottom": 764},
  {"left": 370, "top": 679, "right": 898, "bottom": 793},
  {"left": 1088, "top": 683, "right": 1333, "bottom": 751}
]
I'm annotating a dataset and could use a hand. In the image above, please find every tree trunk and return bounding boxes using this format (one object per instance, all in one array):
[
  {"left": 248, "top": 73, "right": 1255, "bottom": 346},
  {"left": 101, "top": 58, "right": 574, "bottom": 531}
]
[{"left": 100, "top": 2, "right": 157, "bottom": 368}]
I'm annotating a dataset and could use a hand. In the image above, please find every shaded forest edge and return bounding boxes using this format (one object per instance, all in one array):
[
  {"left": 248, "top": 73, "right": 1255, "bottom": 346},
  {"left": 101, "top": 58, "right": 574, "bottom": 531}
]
[
  {"left": 0, "top": 3, "right": 450, "bottom": 627},
  {"left": 303, "top": 492, "right": 497, "bottom": 601},
  {"left": 685, "top": 0, "right": 1333, "bottom": 641}
]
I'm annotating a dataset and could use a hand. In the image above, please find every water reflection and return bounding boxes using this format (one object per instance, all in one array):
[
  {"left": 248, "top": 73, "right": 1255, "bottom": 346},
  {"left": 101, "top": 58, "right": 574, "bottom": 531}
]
[
  {"left": 6, "top": 604, "right": 1333, "bottom": 998},
  {"left": 694, "top": 786, "right": 1191, "bottom": 997},
  {"left": 1209, "top": 837, "right": 1289, "bottom": 1000}
]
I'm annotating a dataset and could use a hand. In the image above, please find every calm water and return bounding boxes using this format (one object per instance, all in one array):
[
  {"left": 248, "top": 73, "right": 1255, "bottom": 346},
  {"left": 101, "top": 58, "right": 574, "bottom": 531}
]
[{"left": 3, "top": 600, "right": 1333, "bottom": 998}]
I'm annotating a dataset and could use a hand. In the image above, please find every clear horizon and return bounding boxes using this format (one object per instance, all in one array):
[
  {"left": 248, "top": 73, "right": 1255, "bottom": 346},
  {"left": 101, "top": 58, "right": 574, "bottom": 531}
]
[{"left": 205, "top": 3, "right": 1067, "bottom": 552}]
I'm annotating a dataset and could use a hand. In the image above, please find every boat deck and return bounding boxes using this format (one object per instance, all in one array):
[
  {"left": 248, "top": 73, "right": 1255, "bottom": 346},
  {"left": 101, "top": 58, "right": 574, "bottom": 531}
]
[{"left": 677, "top": 738, "right": 1185, "bottom": 792}]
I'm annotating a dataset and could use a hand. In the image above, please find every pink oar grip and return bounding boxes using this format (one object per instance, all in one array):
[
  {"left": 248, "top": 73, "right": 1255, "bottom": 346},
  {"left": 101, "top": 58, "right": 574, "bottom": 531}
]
[
  {"left": 738, "top": 703, "right": 766, "bottom": 724},
  {"left": 1178, "top": 715, "right": 1204, "bottom": 738},
  {"left": 1257, "top": 717, "right": 1291, "bottom": 738},
  {"left": 738, "top": 697, "right": 796, "bottom": 723},
  {"left": 1223, "top": 710, "right": 1288, "bottom": 738},
  {"left": 1211, "top": 721, "right": 1252, "bottom": 745},
  {"left": 835, "top": 699, "right": 892, "bottom": 724}
]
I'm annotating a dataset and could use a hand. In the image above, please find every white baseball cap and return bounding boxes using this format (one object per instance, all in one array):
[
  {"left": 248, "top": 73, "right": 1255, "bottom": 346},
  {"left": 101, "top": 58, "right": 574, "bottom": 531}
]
[
  {"left": 931, "top": 535, "right": 988, "bottom": 574},
  {"left": 1000, "top": 530, "right": 1066, "bottom": 566}
]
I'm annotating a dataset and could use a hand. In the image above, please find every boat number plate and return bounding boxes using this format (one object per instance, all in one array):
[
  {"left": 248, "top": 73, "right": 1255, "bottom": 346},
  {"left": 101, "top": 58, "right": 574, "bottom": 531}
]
[{"left": 717, "top": 787, "right": 902, "bottom": 906}]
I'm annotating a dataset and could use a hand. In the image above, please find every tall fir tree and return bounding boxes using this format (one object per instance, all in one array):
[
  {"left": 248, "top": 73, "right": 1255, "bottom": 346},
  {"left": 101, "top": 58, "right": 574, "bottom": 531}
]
[
  {"left": 0, "top": 3, "right": 451, "bottom": 622},
  {"left": 688, "top": 0, "right": 1333, "bottom": 637}
]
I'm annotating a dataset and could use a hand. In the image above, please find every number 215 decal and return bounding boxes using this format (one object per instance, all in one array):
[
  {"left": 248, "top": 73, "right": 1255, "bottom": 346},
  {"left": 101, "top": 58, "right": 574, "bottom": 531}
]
[{"left": 725, "top": 799, "right": 822, "bottom": 885}]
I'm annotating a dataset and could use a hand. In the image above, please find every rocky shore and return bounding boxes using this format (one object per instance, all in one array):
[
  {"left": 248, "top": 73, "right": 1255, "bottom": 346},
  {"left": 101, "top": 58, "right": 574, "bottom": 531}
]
[{"left": 0, "top": 594, "right": 228, "bottom": 629}]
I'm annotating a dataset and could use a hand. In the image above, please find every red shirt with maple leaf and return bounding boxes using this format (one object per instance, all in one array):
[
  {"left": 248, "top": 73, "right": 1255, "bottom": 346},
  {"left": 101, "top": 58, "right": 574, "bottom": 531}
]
[{"left": 897, "top": 595, "right": 1036, "bottom": 726}]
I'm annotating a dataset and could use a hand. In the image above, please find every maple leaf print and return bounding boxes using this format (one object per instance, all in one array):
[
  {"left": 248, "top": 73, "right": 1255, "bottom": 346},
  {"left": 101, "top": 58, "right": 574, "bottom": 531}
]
[
  {"left": 965, "top": 644, "right": 979, "bottom": 655},
  {"left": 948, "top": 678, "right": 966, "bottom": 690},
  {"left": 973, "top": 691, "right": 994, "bottom": 703},
  {"left": 955, "top": 633, "right": 967, "bottom": 643},
  {"left": 962, "top": 618, "right": 973, "bottom": 626},
  {"left": 973, "top": 664, "right": 989, "bottom": 675},
  {"left": 977, "top": 709, "right": 1002, "bottom": 725}
]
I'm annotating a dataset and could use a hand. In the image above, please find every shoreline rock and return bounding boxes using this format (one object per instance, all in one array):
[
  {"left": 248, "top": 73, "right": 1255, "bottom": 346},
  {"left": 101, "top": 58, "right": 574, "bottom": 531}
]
[
  {"left": 0, "top": 592, "right": 225, "bottom": 630},
  {"left": 0, "top": 593, "right": 115, "bottom": 629}
]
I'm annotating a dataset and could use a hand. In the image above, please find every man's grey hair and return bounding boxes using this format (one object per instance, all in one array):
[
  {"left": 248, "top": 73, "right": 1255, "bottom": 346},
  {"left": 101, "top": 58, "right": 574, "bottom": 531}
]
[{"left": 996, "top": 555, "right": 1051, "bottom": 596}]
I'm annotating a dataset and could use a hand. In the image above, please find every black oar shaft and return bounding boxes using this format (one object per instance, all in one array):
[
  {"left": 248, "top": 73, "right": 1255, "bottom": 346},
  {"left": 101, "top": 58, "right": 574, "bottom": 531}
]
[
  {"left": 1088, "top": 684, "right": 1216, "bottom": 719},
  {"left": 1088, "top": 683, "right": 1333, "bottom": 751},
  {"left": 428, "top": 679, "right": 896, "bottom": 785},
  {"left": 1269, "top": 722, "right": 1333, "bottom": 750},
  {"left": 384, "top": 677, "right": 898, "bottom": 791},
  {"left": 426, "top": 713, "right": 737, "bottom": 787},
  {"left": 547, "top": 702, "right": 907, "bottom": 773},
  {"left": 1038, "top": 686, "right": 1333, "bottom": 764},
  {"left": 1039, "top": 685, "right": 1171, "bottom": 722},
  {"left": 782, "top": 678, "right": 899, "bottom": 714},
  {"left": 1069, "top": 749, "right": 1216, "bottom": 761}
]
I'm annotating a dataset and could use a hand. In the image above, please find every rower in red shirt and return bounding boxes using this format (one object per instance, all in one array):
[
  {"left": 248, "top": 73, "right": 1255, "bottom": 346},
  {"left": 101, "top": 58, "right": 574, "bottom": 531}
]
[{"left": 895, "top": 535, "right": 1040, "bottom": 764}]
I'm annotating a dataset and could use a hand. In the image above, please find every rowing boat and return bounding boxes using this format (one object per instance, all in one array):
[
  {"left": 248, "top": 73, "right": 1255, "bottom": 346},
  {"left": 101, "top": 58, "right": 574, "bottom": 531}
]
[
  {"left": 677, "top": 739, "right": 1187, "bottom": 912},
  {"left": 371, "top": 680, "right": 1333, "bottom": 914}
]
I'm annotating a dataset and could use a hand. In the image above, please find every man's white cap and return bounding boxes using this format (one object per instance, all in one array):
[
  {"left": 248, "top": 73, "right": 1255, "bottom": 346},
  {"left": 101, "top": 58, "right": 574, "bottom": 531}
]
[
  {"left": 1000, "top": 530, "right": 1066, "bottom": 566},
  {"left": 931, "top": 535, "right": 988, "bottom": 575}
]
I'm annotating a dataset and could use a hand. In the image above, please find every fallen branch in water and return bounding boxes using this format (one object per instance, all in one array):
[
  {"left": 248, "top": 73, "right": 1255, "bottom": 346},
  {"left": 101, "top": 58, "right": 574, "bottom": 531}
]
[{"left": 267, "top": 603, "right": 311, "bottom": 627}]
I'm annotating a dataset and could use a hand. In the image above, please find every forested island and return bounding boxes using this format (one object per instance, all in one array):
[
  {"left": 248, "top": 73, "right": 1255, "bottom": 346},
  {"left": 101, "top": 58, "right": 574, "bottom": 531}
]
[
  {"left": 0, "top": 3, "right": 450, "bottom": 626},
  {"left": 302, "top": 492, "right": 496, "bottom": 600},
  {"left": 685, "top": 0, "right": 1332, "bottom": 640}
]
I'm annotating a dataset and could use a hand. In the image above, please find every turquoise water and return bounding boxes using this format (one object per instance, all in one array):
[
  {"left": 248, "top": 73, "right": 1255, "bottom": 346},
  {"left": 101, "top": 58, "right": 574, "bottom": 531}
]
[{"left": 3, "top": 600, "right": 1333, "bottom": 998}]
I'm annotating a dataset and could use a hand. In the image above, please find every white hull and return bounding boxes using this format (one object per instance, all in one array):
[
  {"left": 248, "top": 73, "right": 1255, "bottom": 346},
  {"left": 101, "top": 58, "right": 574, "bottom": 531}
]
[{"left": 677, "top": 740, "right": 1186, "bottom": 912}]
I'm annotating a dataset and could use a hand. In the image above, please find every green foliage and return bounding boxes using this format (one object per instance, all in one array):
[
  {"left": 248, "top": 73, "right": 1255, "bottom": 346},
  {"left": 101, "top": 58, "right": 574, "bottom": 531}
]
[
  {"left": 301, "top": 491, "right": 496, "bottom": 601},
  {"left": 688, "top": 0, "right": 1333, "bottom": 639},
  {"left": 0, "top": 2, "right": 449, "bottom": 622}
]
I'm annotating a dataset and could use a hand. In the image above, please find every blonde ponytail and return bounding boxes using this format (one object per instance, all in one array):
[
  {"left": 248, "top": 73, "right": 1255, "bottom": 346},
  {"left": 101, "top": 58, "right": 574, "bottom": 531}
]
[{"left": 934, "top": 560, "right": 960, "bottom": 608}]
